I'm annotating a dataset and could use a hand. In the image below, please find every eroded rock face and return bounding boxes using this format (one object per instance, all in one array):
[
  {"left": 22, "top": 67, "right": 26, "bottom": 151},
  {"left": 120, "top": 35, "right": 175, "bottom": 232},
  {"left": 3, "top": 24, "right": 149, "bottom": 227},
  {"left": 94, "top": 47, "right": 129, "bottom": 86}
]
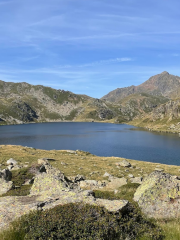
[{"left": 134, "top": 171, "right": 180, "bottom": 219}]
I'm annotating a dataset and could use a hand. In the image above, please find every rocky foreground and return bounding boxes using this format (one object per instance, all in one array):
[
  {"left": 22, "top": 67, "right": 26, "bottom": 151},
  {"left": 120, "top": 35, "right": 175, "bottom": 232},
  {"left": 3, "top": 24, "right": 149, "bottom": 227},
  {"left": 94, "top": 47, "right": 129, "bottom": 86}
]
[{"left": 1, "top": 154, "right": 180, "bottom": 231}]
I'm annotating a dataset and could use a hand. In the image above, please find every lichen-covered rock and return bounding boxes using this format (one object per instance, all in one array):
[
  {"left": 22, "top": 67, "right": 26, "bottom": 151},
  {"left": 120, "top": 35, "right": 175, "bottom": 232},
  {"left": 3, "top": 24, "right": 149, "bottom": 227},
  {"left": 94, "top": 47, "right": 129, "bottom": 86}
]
[
  {"left": 30, "top": 164, "right": 70, "bottom": 196},
  {"left": 134, "top": 171, "right": 180, "bottom": 218},
  {"left": 0, "top": 178, "right": 13, "bottom": 195},
  {"left": 0, "top": 161, "right": 129, "bottom": 230}
]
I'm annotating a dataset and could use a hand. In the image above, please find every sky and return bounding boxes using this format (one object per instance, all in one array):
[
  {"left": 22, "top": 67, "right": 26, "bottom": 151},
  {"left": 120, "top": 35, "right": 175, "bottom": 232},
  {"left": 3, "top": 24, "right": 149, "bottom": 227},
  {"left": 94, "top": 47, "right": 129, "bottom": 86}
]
[{"left": 0, "top": 0, "right": 180, "bottom": 98}]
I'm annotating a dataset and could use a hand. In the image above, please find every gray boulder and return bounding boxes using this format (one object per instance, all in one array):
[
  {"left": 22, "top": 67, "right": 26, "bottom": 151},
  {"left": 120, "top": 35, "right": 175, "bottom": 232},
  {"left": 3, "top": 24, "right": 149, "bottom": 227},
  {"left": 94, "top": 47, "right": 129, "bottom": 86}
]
[
  {"left": 130, "top": 177, "right": 143, "bottom": 184},
  {"left": 116, "top": 160, "right": 131, "bottom": 167},
  {"left": 0, "top": 169, "right": 13, "bottom": 195},
  {"left": 134, "top": 171, "right": 180, "bottom": 219}
]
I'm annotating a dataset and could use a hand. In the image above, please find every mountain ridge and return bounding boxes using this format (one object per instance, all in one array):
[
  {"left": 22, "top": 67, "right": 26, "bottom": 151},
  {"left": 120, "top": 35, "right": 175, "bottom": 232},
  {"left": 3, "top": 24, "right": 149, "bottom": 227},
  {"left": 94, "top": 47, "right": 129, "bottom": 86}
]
[{"left": 1, "top": 71, "right": 180, "bottom": 133}]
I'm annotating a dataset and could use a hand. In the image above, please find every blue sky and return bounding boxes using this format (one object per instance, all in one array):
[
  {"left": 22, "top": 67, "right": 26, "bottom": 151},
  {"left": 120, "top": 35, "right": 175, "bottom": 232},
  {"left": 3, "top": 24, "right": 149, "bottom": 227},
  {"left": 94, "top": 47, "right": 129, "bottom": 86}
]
[{"left": 0, "top": 0, "right": 180, "bottom": 98}]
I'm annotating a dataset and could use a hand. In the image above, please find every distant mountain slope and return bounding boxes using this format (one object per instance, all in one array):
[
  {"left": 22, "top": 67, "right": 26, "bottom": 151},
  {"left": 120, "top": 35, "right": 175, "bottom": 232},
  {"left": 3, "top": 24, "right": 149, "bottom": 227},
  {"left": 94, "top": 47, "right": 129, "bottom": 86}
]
[
  {"left": 1, "top": 71, "right": 180, "bottom": 133},
  {"left": 0, "top": 80, "right": 119, "bottom": 125},
  {"left": 101, "top": 71, "right": 180, "bottom": 102},
  {"left": 129, "top": 98, "right": 180, "bottom": 133}
]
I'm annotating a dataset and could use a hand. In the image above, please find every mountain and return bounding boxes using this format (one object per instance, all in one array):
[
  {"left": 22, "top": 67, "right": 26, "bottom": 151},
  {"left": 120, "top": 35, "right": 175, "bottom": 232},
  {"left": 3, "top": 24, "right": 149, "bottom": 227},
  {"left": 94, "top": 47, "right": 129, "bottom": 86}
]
[
  {"left": 1, "top": 71, "right": 180, "bottom": 133},
  {"left": 102, "top": 71, "right": 180, "bottom": 102},
  {"left": 0, "top": 80, "right": 119, "bottom": 125},
  {"left": 100, "top": 71, "right": 180, "bottom": 131}
]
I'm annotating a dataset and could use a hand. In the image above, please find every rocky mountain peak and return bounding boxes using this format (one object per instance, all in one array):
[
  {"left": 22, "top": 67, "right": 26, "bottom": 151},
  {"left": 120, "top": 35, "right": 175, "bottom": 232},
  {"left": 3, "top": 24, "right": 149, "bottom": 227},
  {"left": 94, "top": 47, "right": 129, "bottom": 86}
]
[{"left": 161, "top": 71, "right": 169, "bottom": 75}]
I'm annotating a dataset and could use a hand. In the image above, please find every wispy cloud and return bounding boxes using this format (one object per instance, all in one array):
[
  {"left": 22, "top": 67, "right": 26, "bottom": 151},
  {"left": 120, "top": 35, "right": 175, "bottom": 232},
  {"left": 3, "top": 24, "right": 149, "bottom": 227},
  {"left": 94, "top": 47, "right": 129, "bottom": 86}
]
[{"left": 0, "top": 0, "right": 180, "bottom": 97}]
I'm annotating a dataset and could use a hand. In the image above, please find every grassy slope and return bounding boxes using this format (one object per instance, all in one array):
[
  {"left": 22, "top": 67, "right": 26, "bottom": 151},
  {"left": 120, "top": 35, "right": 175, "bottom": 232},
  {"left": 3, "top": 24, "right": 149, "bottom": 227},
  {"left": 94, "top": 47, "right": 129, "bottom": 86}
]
[{"left": 0, "top": 145, "right": 180, "bottom": 239}]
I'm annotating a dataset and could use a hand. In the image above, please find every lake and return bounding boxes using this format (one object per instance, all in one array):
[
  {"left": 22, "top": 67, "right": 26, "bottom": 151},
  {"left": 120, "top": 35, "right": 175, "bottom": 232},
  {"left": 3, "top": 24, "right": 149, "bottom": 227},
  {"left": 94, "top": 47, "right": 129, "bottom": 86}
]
[{"left": 0, "top": 122, "right": 180, "bottom": 165}]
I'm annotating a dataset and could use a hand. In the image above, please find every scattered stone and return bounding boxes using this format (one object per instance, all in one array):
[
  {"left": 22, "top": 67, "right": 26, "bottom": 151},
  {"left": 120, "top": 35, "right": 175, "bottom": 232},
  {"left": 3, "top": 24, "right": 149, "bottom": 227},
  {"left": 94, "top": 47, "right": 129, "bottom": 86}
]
[
  {"left": 114, "top": 189, "right": 119, "bottom": 194},
  {"left": 80, "top": 180, "right": 98, "bottom": 189},
  {"left": 66, "top": 150, "right": 76, "bottom": 154},
  {"left": 106, "top": 177, "right": 127, "bottom": 189},
  {"left": 130, "top": 177, "right": 143, "bottom": 184},
  {"left": 96, "top": 199, "right": 128, "bottom": 213},
  {"left": 125, "top": 169, "right": 129, "bottom": 172},
  {"left": 37, "top": 158, "right": 49, "bottom": 165},
  {"left": 89, "top": 171, "right": 99, "bottom": 175},
  {"left": 72, "top": 175, "right": 86, "bottom": 183},
  {"left": 154, "top": 168, "right": 164, "bottom": 172},
  {"left": 116, "top": 160, "right": 131, "bottom": 168},
  {"left": 128, "top": 174, "right": 134, "bottom": 178},
  {"left": 6, "top": 158, "right": 17, "bottom": 166},
  {"left": 61, "top": 162, "right": 67, "bottom": 166},
  {"left": 23, "top": 165, "right": 29, "bottom": 168},
  {"left": 103, "top": 172, "right": 112, "bottom": 178},
  {"left": 134, "top": 171, "right": 180, "bottom": 219}
]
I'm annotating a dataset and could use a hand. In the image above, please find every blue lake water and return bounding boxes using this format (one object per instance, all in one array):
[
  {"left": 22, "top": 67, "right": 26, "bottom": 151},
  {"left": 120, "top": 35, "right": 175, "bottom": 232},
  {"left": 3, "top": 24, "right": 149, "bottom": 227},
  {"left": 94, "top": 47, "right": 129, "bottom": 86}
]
[{"left": 0, "top": 122, "right": 180, "bottom": 165}]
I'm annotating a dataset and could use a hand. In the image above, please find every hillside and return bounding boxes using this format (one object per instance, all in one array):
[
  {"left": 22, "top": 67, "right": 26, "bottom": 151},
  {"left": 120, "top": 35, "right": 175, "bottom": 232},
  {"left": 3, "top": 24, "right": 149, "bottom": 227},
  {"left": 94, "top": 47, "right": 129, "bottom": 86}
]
[
  {"left": 1, "top": 71, "right": 180, "bottom": 133},
  {"left": 0, "top": 80, "right": 119, "bottom": 125}
]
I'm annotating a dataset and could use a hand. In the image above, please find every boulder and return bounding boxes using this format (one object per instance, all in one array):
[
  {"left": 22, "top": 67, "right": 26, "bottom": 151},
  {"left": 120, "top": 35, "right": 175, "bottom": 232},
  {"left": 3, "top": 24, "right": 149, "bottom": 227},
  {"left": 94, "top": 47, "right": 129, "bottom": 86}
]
[
  {"left": 37, "top": 158, "right": 49, "bottom": 165},
  {"left": 134, "top": 171, "right": 180, "bottom": 219},
  {"left": 106, "top": 177, "right": 127, "bottom": 189},
  {"left": 7, "top": 158, "right": 17, "bottom": 166},
  {"left": 0, "top": 169, "right": 12, "bottom": 181},
  {"left": 0, "top": 178, "right": 13, "bottom": 195},
  {"left": 128, "top": 174, "right": 134, "bottom": 178},
  {"left": 30, "top": 163, "right": 70, "bottom": 196},
  {"left": 0, "top": 169, "right": 13, "bottom": 195},
  {"left": 96, "top": 199, "right": 128, "bottom": 213},
  {"left": 116, "top": 160, "right": 131, "bottom": 168},
  {"left": 130, "top": 177, "right": 143, "bottom": 184},
  {"left": 103, "top": 172, "right": 112, "bottom": 177},
  {"left": 0, "top": 161, "right": 129, "bottom": 230}
]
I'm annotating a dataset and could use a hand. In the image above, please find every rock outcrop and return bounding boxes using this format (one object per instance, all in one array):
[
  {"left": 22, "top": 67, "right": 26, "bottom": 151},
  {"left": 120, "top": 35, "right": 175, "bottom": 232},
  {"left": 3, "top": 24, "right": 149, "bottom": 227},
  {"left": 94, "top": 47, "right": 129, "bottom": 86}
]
[
  {"left": 0, "top": 161, "right": 129, "bottom": 230},
  {"left": 0, "top": 169, "right": 13, "bottom": 195},
  {"left": 134, "top": 171, "right": 180, "bottom": 219}
]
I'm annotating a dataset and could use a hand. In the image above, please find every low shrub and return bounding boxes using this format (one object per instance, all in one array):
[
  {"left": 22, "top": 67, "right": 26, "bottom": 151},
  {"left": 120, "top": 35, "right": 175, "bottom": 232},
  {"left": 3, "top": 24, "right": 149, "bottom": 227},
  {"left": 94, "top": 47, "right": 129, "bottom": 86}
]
[{"left": 0, "top": 202, "right": 164, "bottom": 240}]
